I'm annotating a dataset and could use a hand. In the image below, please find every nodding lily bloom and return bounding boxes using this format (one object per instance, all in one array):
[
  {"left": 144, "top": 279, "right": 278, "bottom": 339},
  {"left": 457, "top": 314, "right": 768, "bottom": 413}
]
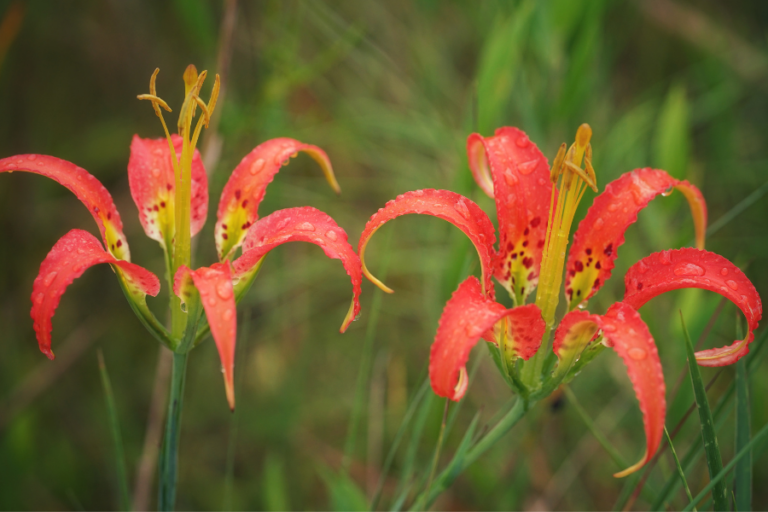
[
  {"left": 359, "top": 124, "right": 761, "bottom": 477},
  {"left": 1, "top": 65, "right": 362, "bottom": 410}
]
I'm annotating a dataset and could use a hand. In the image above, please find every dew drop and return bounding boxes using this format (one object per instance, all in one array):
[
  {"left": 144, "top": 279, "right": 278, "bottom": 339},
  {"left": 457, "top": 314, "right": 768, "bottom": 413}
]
[
  {"left": 454, "top": 200, "right": 470, "bottom": 219},
  {"left": 517, "top": 160, "right": 537, "bottom": 175},
  {"left": 594, "top": 218, "right": 604, "bottom": 230},
  {"left": 43, "top": 271, "right": 58, "bottom": 286},
  {"left": 180, "top": 302, "right": 187, "bottom": 313},
  {"left": 726, "top": 279, "right": 738, "bottom": 291},
  {"left": 637, "top": 260, "right": 649, "bottom": 274},
  {"left": 661, "top": 186, "right": 673, "bottom": 197},
  {"left": 297, "top": 222, "right": 316, "bottom": 232},
  {"left": 607, "top": 203, "right": 618, "bottom": 212},
  {"left": 206, "top": 296, "right": 217, "bottom": 307},
  {"left": 504, "top": 168, "right": 519, "bottom": 186},
  {"left": 659, "top": 250, "right": 672, "bottom": 265},
  {"left": 673, "top": 262, "right": 705, "bottom": 276},
  {"left": 34, "top": 292, "right": 44, "bottom": 305},
  {"left": 740, "top": 294, "right": 748, "bottom": 303},
  {"left": 223, "top": 309, "right": 234, "bottom": 321},
  {"left": 276, "top": 218, "right": 291, "bottom": 231},
  {"left": 414, "top": 189, "right": 424, "bottom": 196},
  {"left": 27, "top": 155, "right": 37, "bottom": 161},
  {"left": 720, "top": 268, "right": 729, "bottom": 276},
  {"left": 515, "top": 135, "right": 530, "bottom": 148},
  {"left": 216, "top": 281, "right": 233, "bottom": 300},
  {"left": 602, "top": 324, "right": 617, "bottom": 332},
  {"left": 151, "top": 167, "right": 161, "bottom": 178},
  {"left": 538, "top": 178, "right": 547, "bottom": 186},
  {"left": 249, "top": 158, "right": 265, "bottom": 175},
  {"left": 325, "top": 230, "right": 338, "bottom": 241},
  {"left": 628, "top": 347, "right": 647, "bottom": 361}
]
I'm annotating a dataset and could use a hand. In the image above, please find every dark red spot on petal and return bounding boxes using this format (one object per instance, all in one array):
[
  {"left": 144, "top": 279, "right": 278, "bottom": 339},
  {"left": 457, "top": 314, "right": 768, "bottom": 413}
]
[
  {"left": 595, "top": 261, "right": 602, "bottom": 269},
  {"left": 530, "top": 217, "right": 541, "bottom": 228},
  {"left": 604, "top": 243, "right": 613, "bottom": 256},
  {"left": 585, "top": 248, "right": 592, "bottom": 255},
  {"left": 222, "top": 233, "right": 228, "bottom": 240},
  {"left": 167, "top": 183, "right": 173, "bottom": 190},
  {"left": 637, "top": 282, "right": 643, "bottom": 290},
  {"left": 160, "top": 201, "right": 166, "bottom": 208},
  {"left": 537, "top": 240, "right": 545, "bottom": 248},
  {"left": 574, "top": 261, "right": 584, "bottom": 272},
  {"left": 511, "top": 253, "right": 518, "bottom": 259},
  {"left": 524, "top": 227, "right": 530, "bottom": 236},
  {"left": 527, "top": 271, "right": 535, "bottom": 280},
  {"left": 235, "top": 190, "right": 242, "bottom": 200},
  {"left": 107, "top": 212, "right": 111, "bottom": 220},
  {"left": 523, "top": 240, "right": 529, "bottom": 247},
  {"left": 153, "top": 205, "right": 159, "bottom": 211},
  {"left": 116, "top": 240, "right": 123, "bottom": 248},
  {"left": 592, "top": 278, "right": 600, "bottom": 289},
  {"left": 522, "top": 257, "right": 533, "bottom": 269},
  {"left": 222, "top": 224, "right": 228, "bottom": 230},
  {"left": 242, "top": 200, "right": 248, "bottom": 208},
  {"left": 94, "top": 206, "right": 100, "bottom": 214},
  {"left": 506, "top": 242, "right": 513, "bottom": 252}
]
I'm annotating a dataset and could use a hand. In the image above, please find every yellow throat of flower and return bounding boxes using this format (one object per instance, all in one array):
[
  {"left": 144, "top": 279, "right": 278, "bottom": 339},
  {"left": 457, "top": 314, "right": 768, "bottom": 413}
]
[
  {"left": 534, "top": 123, "right": 597, "bottom": 329},
  {"left": 137, "top": 65, "right": 220, "bottom": 271}
]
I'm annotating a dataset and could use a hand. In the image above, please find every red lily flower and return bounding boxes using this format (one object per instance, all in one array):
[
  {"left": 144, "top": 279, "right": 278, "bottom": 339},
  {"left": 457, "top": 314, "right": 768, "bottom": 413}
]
[
  {"left": 1, "top": 66, "right": 362, "bottom": 410},
  {"left": 359, "top": 124, "right": 761, "bottom": 477}
]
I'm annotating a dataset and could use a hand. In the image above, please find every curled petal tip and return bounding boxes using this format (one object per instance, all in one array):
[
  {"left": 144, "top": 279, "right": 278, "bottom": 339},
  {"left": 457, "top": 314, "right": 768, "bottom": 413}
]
[
  {"left": 225, "top": 377, "right": 235, "bottom": 411},
  {"left": 613, "top": 456, "right": 647, "bottom": 478},
  {"left": 452, "top": 367, "right": 469, "bottom": 401},
  {"left": 340, "top": 299, "right": 356, "bottom": 333}
]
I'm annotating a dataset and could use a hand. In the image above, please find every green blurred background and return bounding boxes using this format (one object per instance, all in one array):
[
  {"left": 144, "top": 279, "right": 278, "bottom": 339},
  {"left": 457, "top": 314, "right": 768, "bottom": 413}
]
[{"left": 0, "top": 0, "right": 766, "bottom": 509}]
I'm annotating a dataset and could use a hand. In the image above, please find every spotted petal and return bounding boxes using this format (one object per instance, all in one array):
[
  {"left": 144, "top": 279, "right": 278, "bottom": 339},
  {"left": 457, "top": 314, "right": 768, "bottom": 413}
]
[
  {"left": 623, "top": 248, "right": 762, "bottom": 366},
  {"left": 174, "top": 263, "right": 236, "bottom": 410},
  {"left": 31, "top": 229, "right": 160, "bottom": 359},
  {"left": 215, "top": 138, "right": 340, "bottom": 260},
  {"left": 232, "top": 207, "right": 362, "bottom": 332},
  {"left": 554, "top": 303, "right": 665, "bottom": 478},
  {"left": 431, "top": 277, "right": 544, "bottom": 400},
  {"left": 566, "top": 168, "right": 707, "bottom": 309},
  {"left": 467, "top": 127, "right": 553, "bottom": 304},
  {"left": 359, "top": 189, "right": 497, "bottom": 299},
  {"left": 128, "top": 135, "right": 208, "bottom": 246},
  {"left": 0, "top": 154, "right": 130, "bottom": 260}
]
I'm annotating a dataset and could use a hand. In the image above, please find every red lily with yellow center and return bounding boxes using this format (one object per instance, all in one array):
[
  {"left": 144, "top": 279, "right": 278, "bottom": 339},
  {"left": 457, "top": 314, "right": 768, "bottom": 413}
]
[
  {"left": 1, "top": 65, "right": 362, "bottom": 410},
  {"left": 358, "top": 124, "right": 761, "bottom": 477}
]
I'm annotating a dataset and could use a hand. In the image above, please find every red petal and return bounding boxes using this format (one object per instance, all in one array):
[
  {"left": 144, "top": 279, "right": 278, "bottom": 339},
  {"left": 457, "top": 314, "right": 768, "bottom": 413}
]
[
  {"left": 358, "top": 189, "right": 497, "bottom": 299},
  {"left": 232, "top": 207, "right": 362, "bottom": 332},
  {"left": 31, "top": 229, "right": 160, "bottom": 359},
  {"left": 215, "top": 138, "right": 339, "bottom": 260},
  {"left": 430, "top": 277, "right": 543, "bottom": 400},
  {"left": 174, "top": 263, "right": 236, "bottom": 410},
  {"left": 0, "top": 154, "right": 130, "bottom": 260},
  {"left": 128, "top": 135, "right": 208, "bottom": 244},
  {"left": 554, "top": 304, "right": 665, "bottom": 477},
  {"left": 566, "top": 169, "right": 707, "bottom": 309},
  {"left": 467, "top": 128, "right": 553, "bottom": 303},
  {"left": 623, "top": 248, "right": 762, "bottom": 366}
]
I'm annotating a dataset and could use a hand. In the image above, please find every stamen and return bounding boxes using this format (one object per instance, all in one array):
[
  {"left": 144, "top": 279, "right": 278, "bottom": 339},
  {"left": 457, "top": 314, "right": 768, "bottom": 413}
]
[
  {"left": 192, "top": 95, "right": 210, "bottom": 125},
  {"left": 137, "top": 94, "right": 172, "bottom": 113},
  {"left": 550, "top": 143, "right": 567, "bottom": 183},
  {"left": 564, "top": 160, "right": 597, "bottom": 191}
]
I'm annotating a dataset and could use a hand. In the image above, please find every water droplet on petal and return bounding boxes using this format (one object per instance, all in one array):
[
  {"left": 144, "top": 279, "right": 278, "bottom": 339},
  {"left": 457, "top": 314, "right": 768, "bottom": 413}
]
[
  {"left": 223, "top": 309, "right": 234, "bottom": 321},
  {"left": 659, "top": 250, "right": 672, "bottom": 265},
  {"left": 249, "top": 158, "right": 265, "bottom": 175},
  {"left": 276, "top": 218, "right": 291, "bottom": 231},
  {"left": 673, "top": 262, "right": 705, "bottom": 276},
  {"left": 216, "top": 281, "right": 233, "bottom": 300},
  {"left": 27, "top": 155, "right": 37, "bottom": 161},
  {"left": 637, "top": 260, "right": 649, "bottom": 274},
  {"left": 720, "top": 268, "right": 729, "bottom": 276},
  {"left": 594, "top": 218, "right": 604, "bottom": 229},
  {"left": 44, "top": 271, "right": 58, "bottom": 286},
  {"left": 538, "top": 178, "right": 547, "bottom": 186},
  {"left": 602, "top": 324, "right": 617, "bottom": 332},
  {"left": 454, "top": 200, "right": 470, "bottom": 219},
  {"left": 34, "top": 292, "right": 44, "bottom": 305},
  {"left": 661, "top": 186, "right": 673, "bottom": 197},
  {"left": 325, "top": 230, "right": 338, "bottom": 241},
  {"left": 151, "top": 167, "right": 161, "bottom": 178},
  {"left": 504, "top": 168, "right": 519, "bottom": 186},
  {"left": 517, "top": 160, "right": 537, "bottom": 175},
  {"left": 726, "top": 279, "right": 738, "bottom": 291},
  {"left": 740, "top": 295, "right": 748, "bottom": 303},
  {"left": 628, "top": 347, "right": 647, "bottom": 360},
  {"left": 206, "top": 296, "right": 217, "bottom": 307},
  {"left": 608, "top": 203, "right": 618, "bottom": 212},
  {"left": 297, "top": 222, "right": 315, "bottom": 232},
  {"left": 515, "top": 135, "right": 530, "bottom": 148}
]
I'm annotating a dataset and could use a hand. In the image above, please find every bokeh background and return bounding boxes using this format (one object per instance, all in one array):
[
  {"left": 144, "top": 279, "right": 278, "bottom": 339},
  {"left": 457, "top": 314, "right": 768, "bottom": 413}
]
[{"left": 0, "top": 0, "right": 766, "bottom": 509}]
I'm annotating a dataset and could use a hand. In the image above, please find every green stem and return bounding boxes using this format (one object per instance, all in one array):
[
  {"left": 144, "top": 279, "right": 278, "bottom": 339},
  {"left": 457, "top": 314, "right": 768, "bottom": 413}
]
[
  {"left": 410, "top": 398, "right": 530, "bottom": 509},
  {"left": 158, "top": 351, "right": 189, "bottom": 511}
]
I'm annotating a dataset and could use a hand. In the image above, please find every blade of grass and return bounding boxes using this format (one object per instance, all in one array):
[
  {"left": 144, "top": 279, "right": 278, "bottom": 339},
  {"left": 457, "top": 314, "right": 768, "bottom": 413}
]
[
  {"left": 97, "top": 350, "right": 131, "bottom": 511},
  {"left": 705, "top": 180, "right": 768, "bottom": 238},
  {"left": 734, "top": 319, "right": 751, "bottom": 511},
  {"left": 391, "top": 386, "right": 434, "bottom": 511},
  {"left": 422, "top": 399, "right": 450, "bottom": 509},
  {"left": 343, "top": 228, "right": 393, "bottom": 473},
  {"left": 680, "top": 311, "right": 727, "bottom": 511},
  {"left": 563, "top": 386, "right": 628, "bottom": 470},
  {"left": 682, "top": 420, "right": 768, "bottom": 512},
  {"left": 664, "top": 426, "right": 696, "bottom": 511}
]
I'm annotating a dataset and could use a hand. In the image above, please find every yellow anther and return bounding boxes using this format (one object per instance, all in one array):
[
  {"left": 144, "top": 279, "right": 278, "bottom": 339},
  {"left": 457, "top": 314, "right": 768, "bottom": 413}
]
[
  {"left": 564, "top": 160, "right": 597, "bottom": 192},
  {"left": 137, "top": 94, "right": 172, "bottom": 113},
  {"left": 183, "top": 64, "right": 198, "bottom": 96},
  {"left": 550, "top": 143, "right": 567, "bottom": 183},
  {"left": 206, "top": 74, "right": 221, "bottom": 127},
  {"left": 178, "top": 70, "right": 208, "bottom": 134},
  {"left": 192, "top": 95, "right": 210, "bottom": 125}
]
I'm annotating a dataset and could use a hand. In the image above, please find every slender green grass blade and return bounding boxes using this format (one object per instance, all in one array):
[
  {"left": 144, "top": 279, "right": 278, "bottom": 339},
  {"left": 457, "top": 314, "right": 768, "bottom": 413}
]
[
  {"left": 682, "top": 421, "right": 768, "bottom": 512},
  {"left": 97, "top": 350, "right": 131, "bottom": 511},
  {"left": 564, "top": 387, "right": 628, "bottom": 470},
  {"left": 665, "top": 427, "right": 696, "bottom": 511},
  {"left": 706, "top": 180, "right": 768, "bottom": 237},
  {"left": 343, "top": 229, "right": 393, "bottom": 473},
  {"left": 680, "top": 312, "right": 727, "bottom": 511},
  {"left": 734, "top": 320, "right": 751, "bottom": 511}
]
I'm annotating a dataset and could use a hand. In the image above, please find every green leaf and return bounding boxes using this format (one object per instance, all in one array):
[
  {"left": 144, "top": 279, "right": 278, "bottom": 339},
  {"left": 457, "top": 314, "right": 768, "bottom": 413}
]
[
  {"left": 319, "top": 467, "right": 369, "bottom": 512},
  {"left": 97, "top": 351, "right": 131, "bottom": 511},
  {"left": 654, "top": 83, "right": 690, "bottom": 178},
  {"left": 734, "top": 321, "right": 752, "bottom": 511},
  {"left": 664, "top": 427, "right": 696, "bottom": 511},
  {"left": 680, "top": 312, "right": 727, "bottom": 511},
  {"left": 262, "top": 453, "right": 290, "bottom": 511}
]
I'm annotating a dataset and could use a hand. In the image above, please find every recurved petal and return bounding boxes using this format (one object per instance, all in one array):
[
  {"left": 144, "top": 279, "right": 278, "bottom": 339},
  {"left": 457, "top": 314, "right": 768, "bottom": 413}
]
[
  {"left": 623, "top": 248, "right": 762, "bottom": 366},
  {"left": 174, "top": 263, "right": 236, "bottom": 410},
  {"left": 215, "top": 138, "right": 339, "bottom": 260},
  {"left": 554, "top": 304, "right": 665, "bottom": 477},
  {"left": 0, "top": 154, "right": 130, "bottom": 260},
  {"left": 232, "top": 207, "right": 362, "bottom": 332},
  {"left": 467, "top": 127, "right": 553, "bottom": 304},
  {"left": 566, "top": 168, "right": 707, "bottom": 309},
  {"left": 31, "top": 229, "right": 160, "bottom": 359},
  {"left": 430, "top": 277, "right": 543, "bottom": 400},
  {"left": 128, "top": 135, "right": 208, "bottom": 245},
  {"left": 358, "top": 189, "right": 497, "bottom": 299}
]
